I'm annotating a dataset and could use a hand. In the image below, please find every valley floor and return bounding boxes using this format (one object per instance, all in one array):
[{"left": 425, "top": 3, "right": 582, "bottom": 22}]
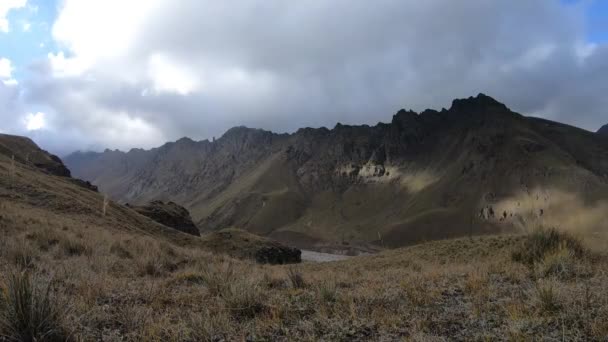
[
  {"left": 1, "top": 200, "right": 607, "bottom": 341},
  {"left": 301, "top": 250, "right": 351, "bottom": 263}
]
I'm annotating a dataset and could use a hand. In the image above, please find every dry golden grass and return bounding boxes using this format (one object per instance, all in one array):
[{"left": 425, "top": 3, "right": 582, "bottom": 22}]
[
  {"left": 1, "top": 206, "right": 607, "bottom": 340},
  {"left": 1, "top": 153, "right": 608, "bottom": 340}
]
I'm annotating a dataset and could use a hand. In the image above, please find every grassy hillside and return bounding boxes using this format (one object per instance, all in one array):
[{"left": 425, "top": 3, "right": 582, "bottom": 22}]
[
  {"left": 1, "top": 216, "right": 606, "bottom": 340},
  {"left": 0, "top": 138, "right": 300, "bottom": 262},
  {"left": 1, "top": 133, "right": 607, "bottom": 340}
]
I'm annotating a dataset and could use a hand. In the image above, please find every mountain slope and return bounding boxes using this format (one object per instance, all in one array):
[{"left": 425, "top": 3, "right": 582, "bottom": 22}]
[
  {"left": 0, "top": 134, "right": 301, "bottom": 262},
  {"left": 65, "top": 94, "right": 608, "bottom": 249},
  {"left": 599, "top": 124, "right": 608, "bottom": 136},
  {"left": 0, "top": 133, "right": 71, "bottom": 177}
]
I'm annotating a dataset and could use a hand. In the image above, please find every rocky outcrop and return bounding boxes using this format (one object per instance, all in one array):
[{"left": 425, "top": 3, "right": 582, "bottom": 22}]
[
  {"left": 128, "top": 201, "right": 200, "bottom": 236},
  {"left": 0, "top": 133, "right": 99, "bottom": 192},
  {"left": 255, "top": 245, "right": 302, "bottom": 264},
  {"left": 201, "top": 229, "right": 301, "bottom": 264},
  {"left": 0, "top": 134, "right": 71, "bottom": 177}
]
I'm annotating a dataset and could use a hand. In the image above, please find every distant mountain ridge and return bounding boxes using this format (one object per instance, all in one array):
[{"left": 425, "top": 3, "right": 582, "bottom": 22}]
[
  {"left": 65, "top": 94, "right": 608, "bottom": 249},
  {"left": 599, "top": 124, "right": 608, "bottom": 136}
]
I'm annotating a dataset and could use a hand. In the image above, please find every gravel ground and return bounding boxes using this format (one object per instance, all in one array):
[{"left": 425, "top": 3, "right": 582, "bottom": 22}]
[{"left": 301, "top": 250, "right": 351, "bottom": 262}]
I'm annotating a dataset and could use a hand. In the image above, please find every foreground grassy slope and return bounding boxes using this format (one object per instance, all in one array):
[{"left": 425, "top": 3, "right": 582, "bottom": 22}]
[
  {"left": 1, "top": 146, "right": 607, "bottom": 340},
  {"left": 1, "top": 216, "right": 606, "bottom": 341}
]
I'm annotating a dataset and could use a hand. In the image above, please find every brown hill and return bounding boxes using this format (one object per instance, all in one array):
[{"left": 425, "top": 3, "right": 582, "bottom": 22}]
[
  {"left": 65, "top": 94, "right": 608, "bottom": 249},
  {"left": 0, "top": 133, "right": 71, "bottom": 177},
  {"left": 0, "top": 135, "right": 301, "bottom": 264}
]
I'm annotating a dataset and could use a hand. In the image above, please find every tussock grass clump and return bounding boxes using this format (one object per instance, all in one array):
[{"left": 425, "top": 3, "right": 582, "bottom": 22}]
[
  {"left": 201, "top": 262, "right": 237, "bottom": 297},
  {"left": 200, "top": 262, "right": 266, "bottom": 319},
  {"left": 25, "top": 228, "right": 60, "bottom": 251},
  {"left": 6, "top": 239, "right": 37, "bottom": 269},
  {"left": 0, "top": 271, "right": 69, "bottom": 342},
  {"left": 317, "top": 280, "right": 339, "bottom": 304},
  {"left": 535, "top": 279, "right": 561, "bottom": 313},
  {"left": 60, "top": 237, "right": 92, "bottom": 257},
  {"left": 222, "top": 279, "right": 266, "bottom": 319},
  {"left": 109, "top": 240, "right": 133, "bottom": 259},
  {"left": 135, "top": 242, "right": 184, "bottom": 277},
  {"left": 534, "top": 247, "right": 591, "bottom": 280},
  {"left": 287, "top": 267, "right": 306, "bottom": 289},
  {"left": 512, "top": 228, "right": 585, "bottom": 266}
]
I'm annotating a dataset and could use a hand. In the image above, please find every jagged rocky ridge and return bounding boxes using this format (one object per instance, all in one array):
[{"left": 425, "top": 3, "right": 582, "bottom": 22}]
[{"left": 65, "top": 94, "right": 608, "bottom": 249}]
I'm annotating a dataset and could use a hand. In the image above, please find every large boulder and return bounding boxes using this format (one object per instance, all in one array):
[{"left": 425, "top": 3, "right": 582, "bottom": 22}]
[
  {"left": 254, "top": 245, "right": 302, "bottom": 264},
  {"left": 128, "top": 201, "right": 200, "bottom": 236},
  {"left": 201, "top": 229, "right": 301, "bottom": 264}
]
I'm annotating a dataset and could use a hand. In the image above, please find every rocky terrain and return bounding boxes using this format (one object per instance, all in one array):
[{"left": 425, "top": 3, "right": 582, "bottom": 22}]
[
  {"left": 127, "top": 200, "right": 201, "bottom": 236},
  {"left": 66, "top": 94, "right": 608, "bottom": 249}
]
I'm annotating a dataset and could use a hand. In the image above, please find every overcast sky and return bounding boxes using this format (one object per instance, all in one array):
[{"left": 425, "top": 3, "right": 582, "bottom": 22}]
[{"left": 0, "top": 0, "right": 607, "bottom": 155}]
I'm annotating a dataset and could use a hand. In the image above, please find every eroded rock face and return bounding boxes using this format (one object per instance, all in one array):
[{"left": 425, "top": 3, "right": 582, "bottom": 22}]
[
  {"left": 255, "top": 245, "right": 302, "bottom": 265},
  {"left": 128, "top": 201, "right": 200, "bottom": 236}
]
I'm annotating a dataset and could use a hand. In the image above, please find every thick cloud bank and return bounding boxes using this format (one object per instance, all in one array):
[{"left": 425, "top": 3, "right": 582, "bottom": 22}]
[{"left": 2, "top": 0, "right": 608, "bottom": 154}]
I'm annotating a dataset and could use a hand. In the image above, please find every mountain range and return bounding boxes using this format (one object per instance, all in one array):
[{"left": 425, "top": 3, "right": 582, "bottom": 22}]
[{"left": 64, "top": 94, "right": 608, "bottom": 250}]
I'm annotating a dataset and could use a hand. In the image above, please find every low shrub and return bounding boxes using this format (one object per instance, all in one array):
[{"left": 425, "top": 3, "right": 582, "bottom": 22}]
[
  {"left": 512, "top": 228, "right": 585, "bottom": 266},
  {"left": 287, "top": 267, "right": 306, "bottom": 289}
]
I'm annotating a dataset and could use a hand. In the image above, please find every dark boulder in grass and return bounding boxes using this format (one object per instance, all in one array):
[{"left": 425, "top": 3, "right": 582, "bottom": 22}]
[
  {"left": 255, "top": 245, "right": 302, "bottom": 265},
  {"left": 201, "top": 229, "right": 302, "bottom": 264},
  {"left": 128, "top": 201, "right": 200, "bottom": 236}
]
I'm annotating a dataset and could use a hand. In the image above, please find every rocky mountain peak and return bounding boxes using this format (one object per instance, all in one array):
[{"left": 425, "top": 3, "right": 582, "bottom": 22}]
[
  {"left": 450, "top": 93, "right": 509, "bottom": 113},
  {"left": 391, "top": 109, "right": 419, "bottom": 128}
]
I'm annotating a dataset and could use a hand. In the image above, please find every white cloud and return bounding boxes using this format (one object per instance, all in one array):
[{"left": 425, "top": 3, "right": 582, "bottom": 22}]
[
  {"left": 47, "top": 51, "right": 89, "bottom": 77},
  {"left": 0, "top": 58, "right": 17, "bottom": 85},
  {"left": 148, "top": 53, "right": 199, "bottom": 95},
  {"left": 22, "top": 21, "right": 30, "bottom": 32},
  {"left": 7, "top": 0, "right": 607, "bottom": 154},
  {"left": 24, "top": 112, "right": 45, "bottom": 131},
  {"left": 0, "top": 0, "right": 27, "bottom": 33},
  {"left": 0, "top": 58, "right": 13, "bottom": 79},
  {"left": 50, "top": 0, "right": 163, "bottom": 76}
]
